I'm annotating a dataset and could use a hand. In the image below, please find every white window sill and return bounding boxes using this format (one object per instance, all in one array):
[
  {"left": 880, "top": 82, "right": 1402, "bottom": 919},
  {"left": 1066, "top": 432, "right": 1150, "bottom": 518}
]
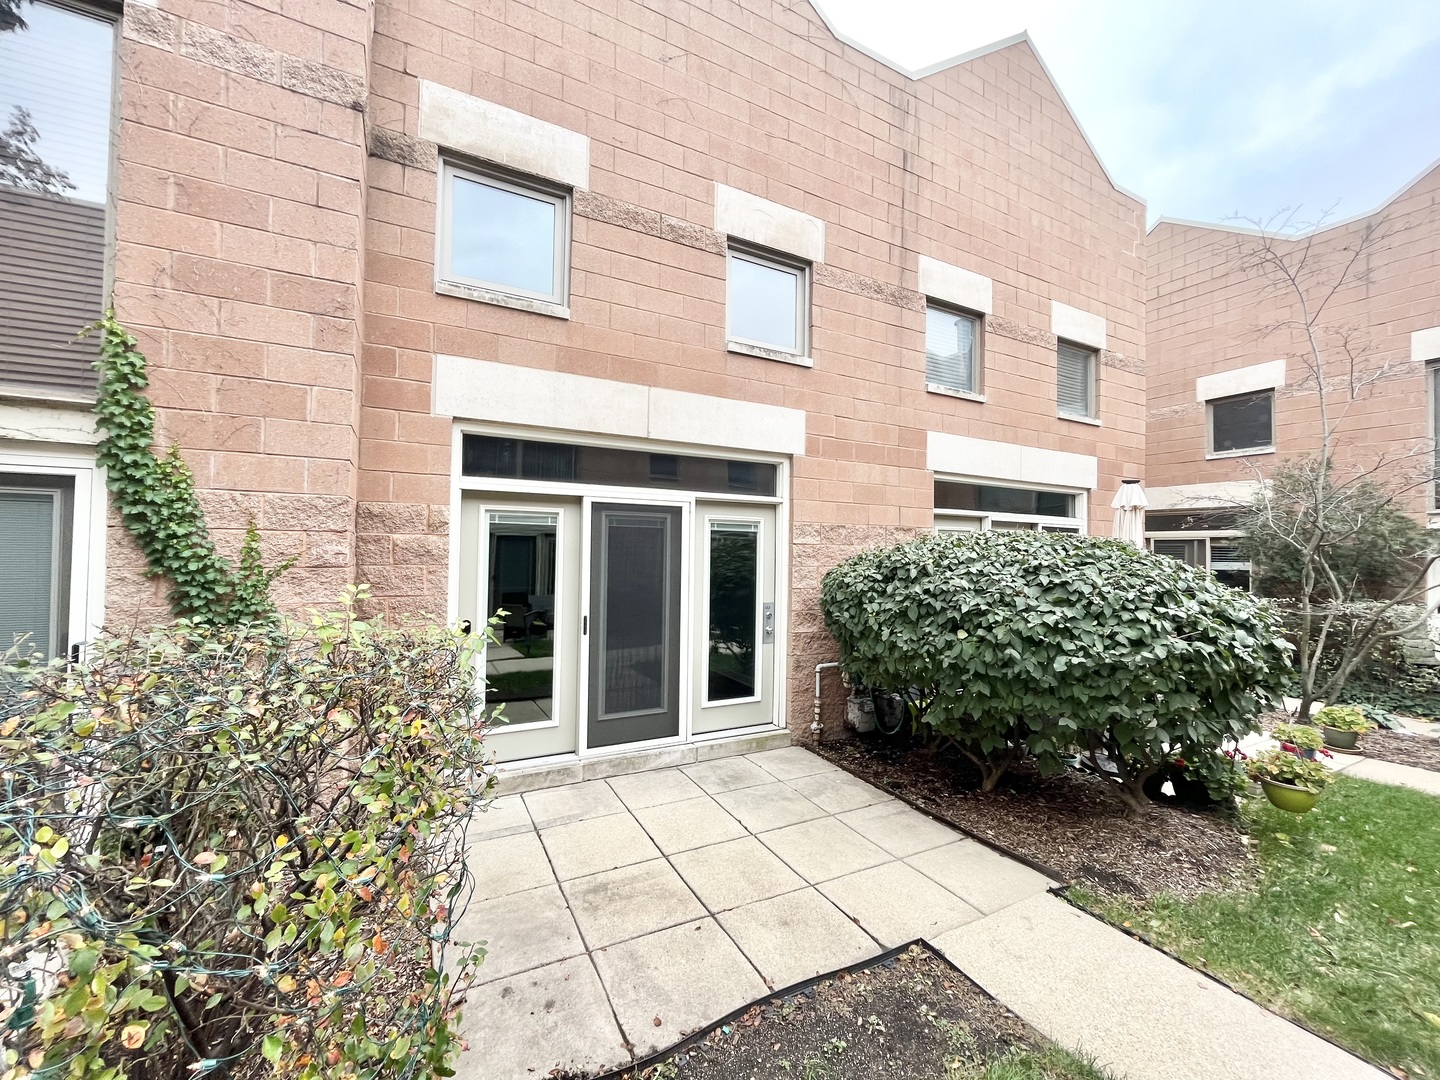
[
  {"left": 1058, "top": 412, "right": 1102, "bottom": 427},
  {"left": 1206, "top": 447, "right": 1275, "bottom": 460},
  {"left": 436, "top": 279, "right": 570, "bottom": 319},
  {"left": 927, "top": 384, "right": 986, "bottom": 403},
  {"left": 727, "top": 341, "right": 814, "bottom": 368}
]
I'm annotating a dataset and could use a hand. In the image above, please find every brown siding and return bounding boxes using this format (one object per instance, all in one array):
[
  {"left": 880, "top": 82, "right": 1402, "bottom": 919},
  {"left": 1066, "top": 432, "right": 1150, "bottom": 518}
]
[{"left": 0, "top": 187, "right": 106, "bottom": 398}]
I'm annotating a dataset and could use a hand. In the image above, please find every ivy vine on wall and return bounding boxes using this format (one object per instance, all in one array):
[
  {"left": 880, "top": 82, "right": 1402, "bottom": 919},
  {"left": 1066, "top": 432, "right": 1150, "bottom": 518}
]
[{"left": 90, "top": 310, "right": 290, "bottom": 624}]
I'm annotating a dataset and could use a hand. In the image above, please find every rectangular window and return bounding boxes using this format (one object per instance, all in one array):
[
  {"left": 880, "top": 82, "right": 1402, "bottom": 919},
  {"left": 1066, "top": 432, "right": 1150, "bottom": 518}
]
[
  {"left": 935, "top": 480, "right": 1076, "bottom": 519},
  {"left": 925, "top": 304, "right": 980, "bottom": 395},
  {"left": 439, "top": 161, "right": 569, "bottom": 306},
  {"left": 462, "top": 434, "right": 778, "bottom": 496},
  {"left": 484, "top": 510, "right": 559, "bottom": 727},
  {"left": 727, "top": 245, "right": 808, "bottom": 357},
  {"left": 1057, "top": 342, "right": 1096, "bottom": 418},
  {"left": 0, "top": 478, "right": 72, "bottom": 660},
  {"left": 0, "top": 1, "right": 116, "bottom": 398},
  {"left": 1210, "top": 390, "right": 1273, "bottom": 454},
  {"left": 706, "top": 521, "right": 759, "bottom": 703},
  {"left": 1152, "top": 538, "right": 1206, "bottom": 567}
]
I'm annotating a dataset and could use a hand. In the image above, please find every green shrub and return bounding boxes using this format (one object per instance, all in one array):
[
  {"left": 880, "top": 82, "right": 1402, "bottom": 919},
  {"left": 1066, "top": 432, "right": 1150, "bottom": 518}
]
[
  {"left": 820, "top": 531, "right": 1292, "bottom": 813},
  {"left": 0, "top": 588, "right": 493, "bottom": 1080}
]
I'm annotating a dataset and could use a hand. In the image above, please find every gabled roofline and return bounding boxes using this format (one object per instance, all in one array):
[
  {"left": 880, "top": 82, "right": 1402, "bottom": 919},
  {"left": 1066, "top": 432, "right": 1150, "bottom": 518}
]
[
  {"left": 806, "top": 2, "right": 1145, "bottom": 207},
  {"left": 1148, "top": 152, "right": 1440, "bottom": 238}
]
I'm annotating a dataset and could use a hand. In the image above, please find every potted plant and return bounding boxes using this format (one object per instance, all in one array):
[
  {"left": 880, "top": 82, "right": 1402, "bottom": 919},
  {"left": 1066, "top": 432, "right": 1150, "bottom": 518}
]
[
  {"left": 1273, "top": 721, "right": 1326, "bottom": 761},
  {"left": 1247, "top": 747, "right": 1335, "bottom": 813},
  {"left": 1313, "top": 704, "right": 1371, "bottom": 751}
]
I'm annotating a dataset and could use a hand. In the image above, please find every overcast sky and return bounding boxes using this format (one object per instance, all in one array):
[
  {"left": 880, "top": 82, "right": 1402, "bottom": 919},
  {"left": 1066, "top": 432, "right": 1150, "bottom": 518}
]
[{"left": 816, "top": 0, "right": 1440, "bottom": 228}]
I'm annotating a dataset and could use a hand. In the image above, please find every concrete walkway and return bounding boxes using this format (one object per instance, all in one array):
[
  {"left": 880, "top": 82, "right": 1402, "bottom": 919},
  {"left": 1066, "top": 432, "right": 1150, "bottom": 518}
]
[
  {"left": 1343, "top": 755, "right": 1440, "bottom": 796},
  {"left": 454, "top": 746, "right": 1383, "bottom": 1080}
]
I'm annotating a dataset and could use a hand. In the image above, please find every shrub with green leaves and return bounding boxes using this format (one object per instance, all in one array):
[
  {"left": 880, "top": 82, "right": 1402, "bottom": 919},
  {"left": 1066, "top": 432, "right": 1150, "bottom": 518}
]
[
  {"left": 0, "top": 589, "right": 493, "bottom": 1080},
  {"left": 820, "top": 531, "right": 1292, "bottom": 813}
]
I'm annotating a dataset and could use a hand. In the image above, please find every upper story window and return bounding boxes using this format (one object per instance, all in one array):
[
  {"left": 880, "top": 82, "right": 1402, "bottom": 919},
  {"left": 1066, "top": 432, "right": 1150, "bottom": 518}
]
[
  {"left": 925, "top": 304, "right": 981, "bottom": 396},
  {"left": 726, "top": 244, "right": 809, "bottom": 362},
  {"left": 1209, "top": 390, "right": 1274, "bottom": 455},
  {"left": 1057, "top": 341, "right": 1097, "bottom": 419},
  {"left": 0, "top": 0, "right": 116, "bottom": 400},
  {"left": 438, "top": 160, "right": 570, "bottom": 310}
]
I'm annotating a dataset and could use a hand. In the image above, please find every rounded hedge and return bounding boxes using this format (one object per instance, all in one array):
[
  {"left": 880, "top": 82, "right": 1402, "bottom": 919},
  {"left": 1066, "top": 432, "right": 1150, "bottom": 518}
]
[{"left": 821, "top": 530, "right": 1292, "bottom": 808}]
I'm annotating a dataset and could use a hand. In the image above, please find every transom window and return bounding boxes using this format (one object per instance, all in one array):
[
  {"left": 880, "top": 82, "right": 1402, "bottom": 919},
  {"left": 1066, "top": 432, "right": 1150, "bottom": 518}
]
[
  {"left": 726, "top": 245, "right": 808, "bottom": 358},
  {"left": 925, "top": 304, "right": 981, "bottom": 395},
  {"left": 1209, "top": 390, "right": 1274, "bottom": 454},
  {"left": 1057, "top": 341, "right": 1097, "bottom": 418},
  {"left": 439, "top": 161, "right": 569, "bottom": 306},
  {"left": 461, "top": 434, "right": 778, "bottom": 496}
]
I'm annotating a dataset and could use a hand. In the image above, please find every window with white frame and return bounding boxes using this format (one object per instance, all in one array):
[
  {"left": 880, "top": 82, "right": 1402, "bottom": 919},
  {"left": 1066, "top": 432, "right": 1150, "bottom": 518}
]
[
  {"left": 0, "top": 474, "right": 73, "bottom": 660},
  {"left": 1057, "top": 341, "right": 1097, "bottom": 418},
  {"left": 1147, "top": 511, "right": 1252, "bottom": 591},
  {"left": 1209, "top": 390, "right": 1274, "bottom": 455},
  {"left": 438, "top": 160, "right": 569, "bottom": 306},
  {"left": 726, "top": 244, "right": 808, "bottom": 357},
  {"left": 934, "top": 480, "right": 1086, "bottom": 534},
  {"left": 925, "top": 303, "right": 981, "bottom": 395}
]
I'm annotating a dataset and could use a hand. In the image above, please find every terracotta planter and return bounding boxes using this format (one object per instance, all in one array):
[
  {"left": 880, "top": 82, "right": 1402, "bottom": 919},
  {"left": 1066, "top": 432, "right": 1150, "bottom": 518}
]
[
  {"left": 1260, "top": 778, "right": 1321, "bottom": 814},
  {"left": 1322, "top": 726, "right": 1360, "bottom": 751}
]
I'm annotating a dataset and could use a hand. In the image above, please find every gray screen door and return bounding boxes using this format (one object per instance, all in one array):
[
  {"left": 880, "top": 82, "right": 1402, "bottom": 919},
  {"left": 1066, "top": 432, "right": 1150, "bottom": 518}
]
[{"left": 587, "top": 503, "right": 682, "bottom": 748}]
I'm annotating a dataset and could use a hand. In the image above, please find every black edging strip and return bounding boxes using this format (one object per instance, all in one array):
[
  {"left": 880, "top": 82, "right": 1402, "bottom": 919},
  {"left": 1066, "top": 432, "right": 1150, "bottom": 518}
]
[
  {"left": 586, "top": 937, "right": 1020, "bottom": 1080},
  {"left": 811, "top": 743, "right": 1071, "bottom": 883},
  {"left": 1049, "top": 884, "right": 1387, "bottom": 1075}
]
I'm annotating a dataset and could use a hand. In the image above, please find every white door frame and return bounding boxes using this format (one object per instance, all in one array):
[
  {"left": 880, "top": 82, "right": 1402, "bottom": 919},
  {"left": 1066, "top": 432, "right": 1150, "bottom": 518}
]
[{"left": 446, "top": 422, "right": 790, "bottom": 762}]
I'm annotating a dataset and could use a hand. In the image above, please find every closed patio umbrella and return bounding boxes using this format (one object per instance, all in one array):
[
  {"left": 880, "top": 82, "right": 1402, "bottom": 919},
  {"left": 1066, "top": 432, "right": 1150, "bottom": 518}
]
[{"left": 1111, "top": 479, "right": 1147, "bottom": 549}]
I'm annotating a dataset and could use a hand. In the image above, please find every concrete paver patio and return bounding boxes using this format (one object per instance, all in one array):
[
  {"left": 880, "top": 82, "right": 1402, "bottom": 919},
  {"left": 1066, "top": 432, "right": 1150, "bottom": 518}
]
[{"left": 454, "top": 746, "right": 1382, "bottom": 1080}]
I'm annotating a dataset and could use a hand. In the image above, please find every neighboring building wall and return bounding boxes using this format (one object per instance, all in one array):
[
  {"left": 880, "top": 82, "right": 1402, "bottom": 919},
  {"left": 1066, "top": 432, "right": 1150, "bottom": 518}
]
[
  {"left": 355, "top": 0, "right": 1147, "bottom": 736},
  {"left": 1147, "top": 162, "right": 1440, "bottom": 522},
  {"left": 105, "top": 0, "right": 374, "bottom": 620}
]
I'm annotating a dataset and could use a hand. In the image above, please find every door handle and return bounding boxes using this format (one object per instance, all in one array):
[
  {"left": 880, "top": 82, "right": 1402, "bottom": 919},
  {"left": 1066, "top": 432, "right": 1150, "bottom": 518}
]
[
  {"left": 762, "top": 602, "right": 775, "bottom": 644},
  {"left": 583, "top": 614, "right": 588, "bottom": 636}
]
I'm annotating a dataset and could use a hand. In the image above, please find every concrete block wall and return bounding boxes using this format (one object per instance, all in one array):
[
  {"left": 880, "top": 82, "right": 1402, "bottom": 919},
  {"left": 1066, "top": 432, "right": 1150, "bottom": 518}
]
[
  {"left": 106, "top": 0, "right": 373, "bottom": 621},
  {"left": 1147, "top": 163, "right": 1440, "bottom": 516},
  {"left": 354, "top": 0, "right": 1149, "bottom": 734}
]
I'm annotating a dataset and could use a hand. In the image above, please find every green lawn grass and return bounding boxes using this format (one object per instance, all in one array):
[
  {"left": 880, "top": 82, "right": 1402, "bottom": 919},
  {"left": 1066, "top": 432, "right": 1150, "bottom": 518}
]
[{"left": 1074, "top": 777, "right": 1440, "bottom": 1077}]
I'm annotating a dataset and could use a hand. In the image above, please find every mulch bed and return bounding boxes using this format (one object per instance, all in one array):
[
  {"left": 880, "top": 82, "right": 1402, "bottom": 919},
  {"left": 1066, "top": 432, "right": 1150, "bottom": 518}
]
[
  {"left": 1359, "top": 727, "right": 1440, "bottom": 773},
  {"left": 586, "top": 945, "right": 1046, "bottom": 1080},
  {"left": 817, "top": 735, "right": 1251, "bottom": 902}
]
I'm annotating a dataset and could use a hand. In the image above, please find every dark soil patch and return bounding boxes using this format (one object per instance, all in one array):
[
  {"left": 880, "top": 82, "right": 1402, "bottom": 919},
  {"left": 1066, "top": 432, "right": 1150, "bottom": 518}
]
[
  {"left": 1359, "top": 727, "right": 1440, "bottom": 772},
  {"left": 817, "top": 735, "right": 1251, "bottom": 902},
  {"left": 584, "top": 944, "right": 1100, "bottom": 1080}
]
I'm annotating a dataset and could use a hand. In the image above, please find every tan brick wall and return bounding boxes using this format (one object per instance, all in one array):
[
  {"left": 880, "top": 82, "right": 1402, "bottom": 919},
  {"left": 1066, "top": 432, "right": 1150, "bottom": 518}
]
[
  {"left": 1147, "top": 164, "right": 1440, "bottom": 517},
  {"left": 106, "top": 0, "right": 372, "bottom": 624},
  {"left": 355, "top": 0, "right": 1148, "bottom": 735}
]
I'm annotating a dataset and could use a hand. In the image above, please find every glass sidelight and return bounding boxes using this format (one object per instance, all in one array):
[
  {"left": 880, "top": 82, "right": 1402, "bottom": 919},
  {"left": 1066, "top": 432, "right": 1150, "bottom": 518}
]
[{"left": 588, "top": 504, "right": 683, "bottom": 748}]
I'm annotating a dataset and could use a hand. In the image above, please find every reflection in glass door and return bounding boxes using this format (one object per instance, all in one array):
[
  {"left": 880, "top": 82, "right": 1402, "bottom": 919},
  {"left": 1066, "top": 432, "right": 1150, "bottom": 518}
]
[
  {"left": 484, "top": 511, "right": 559, "bottom": 727},
  {"left": 587, "top": 504, "right": 682, "bottom": 748}
]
